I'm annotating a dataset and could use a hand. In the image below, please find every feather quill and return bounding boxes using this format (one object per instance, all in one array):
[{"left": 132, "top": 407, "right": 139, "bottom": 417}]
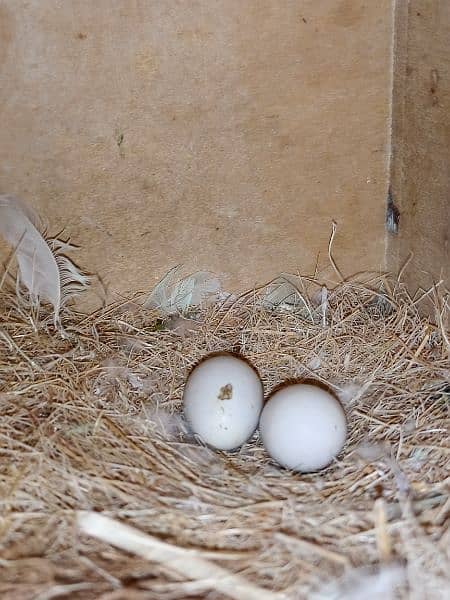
[
  {"left": 144, "top": 266, "right": 221, "bottom": 315},
  {"left": 0, "top": 194, "right": 89, "bottom": 322}
]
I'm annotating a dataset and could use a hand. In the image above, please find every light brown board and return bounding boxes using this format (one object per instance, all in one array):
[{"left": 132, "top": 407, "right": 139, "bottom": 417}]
[
  {"left": 389, "top": 1, "right": 450, "bottom": 296},
  {"left": 0, "top": 1, "right": 393, "bottom": 305}
]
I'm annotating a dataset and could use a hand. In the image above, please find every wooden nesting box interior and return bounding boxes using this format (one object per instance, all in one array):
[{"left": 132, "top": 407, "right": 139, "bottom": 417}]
[
  {"left": 0, "top": 1, "right": 448, "bottom": 302},
  {"left": 0, "top": 4, "right": 449, "bottom": 599}
]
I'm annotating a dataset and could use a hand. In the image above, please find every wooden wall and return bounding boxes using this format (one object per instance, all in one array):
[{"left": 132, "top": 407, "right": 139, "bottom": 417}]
[
  {"left": 389, "top": 1, "right": 450, "bottom": 298},
  {"left": 0, "top": 1, "right": 393, "bottom": 304}
]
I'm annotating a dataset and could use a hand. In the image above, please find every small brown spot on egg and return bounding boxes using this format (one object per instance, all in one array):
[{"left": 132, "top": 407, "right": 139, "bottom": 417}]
[
  {"left": 374, "top": 483, "right": 384, "bottom": 498},
  {"left": 218, "top": 384, "right": 233, "bottom": 400}
]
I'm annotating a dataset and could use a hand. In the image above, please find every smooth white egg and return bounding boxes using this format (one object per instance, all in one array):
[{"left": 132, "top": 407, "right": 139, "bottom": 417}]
[
  {"left": 183, "top": 353, "right": 264, "bottom": 451},
  {"left": 259, "top": 383, "right": 347, "bottom": 472}
]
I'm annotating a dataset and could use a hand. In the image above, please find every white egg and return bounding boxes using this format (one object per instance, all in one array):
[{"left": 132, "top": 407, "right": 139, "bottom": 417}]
[
  {"left": 259, "top": 383, "right": 347, "bottom": 472},
  {"left": 183, "top": 353, "right": 264, "bottom": 451}
]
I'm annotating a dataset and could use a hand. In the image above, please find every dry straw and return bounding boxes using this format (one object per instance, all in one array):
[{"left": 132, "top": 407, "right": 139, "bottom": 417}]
[{"left": 0, "top": 269, "right": 448, "bottom": 599}]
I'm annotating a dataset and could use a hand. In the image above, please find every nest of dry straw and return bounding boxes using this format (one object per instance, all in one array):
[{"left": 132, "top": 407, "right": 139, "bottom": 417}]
[{"left": 0, "top": 273, "right": 449, "bottom": 600}]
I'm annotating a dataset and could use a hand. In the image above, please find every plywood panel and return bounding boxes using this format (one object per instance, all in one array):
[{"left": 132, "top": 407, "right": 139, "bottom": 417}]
[
  {"left": 0, "top": 1, "right": 393, "bottom": 304},
  {"left": 389, "top": 1, "right": 450, "bottom": 295}
]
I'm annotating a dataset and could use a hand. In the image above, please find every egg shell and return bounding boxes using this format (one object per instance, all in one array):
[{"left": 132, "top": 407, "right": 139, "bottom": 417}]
[
  {"left": 183, "top": 353, "right": 264, "bottom": 451},
  {"left": 259, "top": 383, "right": 347, "bottom": 472}
]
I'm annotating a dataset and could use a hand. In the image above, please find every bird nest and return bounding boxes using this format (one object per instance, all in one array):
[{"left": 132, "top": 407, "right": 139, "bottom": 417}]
[{"left": 0, "top": 273, "right": 449, "bottom": 600}]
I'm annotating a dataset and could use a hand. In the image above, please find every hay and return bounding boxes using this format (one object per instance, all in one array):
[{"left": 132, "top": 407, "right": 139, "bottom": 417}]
[{"left": 0, "top": 273, "right": 448, "bottom": 600}]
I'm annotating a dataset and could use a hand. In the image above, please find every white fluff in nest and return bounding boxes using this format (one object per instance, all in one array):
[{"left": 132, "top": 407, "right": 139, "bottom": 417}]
[
  {"left": 137, "top": 406, "right": 225, "bottom": 476},
  {"left": 258, "top": 274, "right": 313, "bottom": 317},
  {"left": 307, "top": 355, "right": 322, "bottom": 370},
  {"left": 336, "top": 380, "right": 373, "bottom": 406},
  {"left": 141, "top": 404, "right": 189, "bottom": 439},
  {"left": 144, "top": 265, "right": 221, "bottom": 315},
  {"left": 335, "top": 382, "right": 363, "bottom": 405},
  {"left": 312, "top": 564, "right": 405, "bottom": 600},
  {"left": 92, "top": 358, "right": 126, "bottom": 395},
  {"left": 119, "top": 336, "right": 151, "bottom": 355},
  {"left": 353, "top": 440, "right": 410, "bottom": 496},
  {"left": 92, "top": 358, "right": 159, "bottom": 398},
  {"left": 176, "top": 444, "right": 225, "bottom": 478},
  {"left": 126, "top": 372, "right": 158, "bottom": 394},
  {"left": 354, "top": 441, "right": 390, "bottom": 462}
]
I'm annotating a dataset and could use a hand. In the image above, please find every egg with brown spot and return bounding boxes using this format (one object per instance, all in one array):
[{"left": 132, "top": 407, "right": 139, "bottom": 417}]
[{"left": 183, "top": 353, "right": 264, "bottom": 451}]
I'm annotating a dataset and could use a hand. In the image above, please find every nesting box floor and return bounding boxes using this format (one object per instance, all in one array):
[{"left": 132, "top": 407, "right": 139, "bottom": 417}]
[{"left": 0, "top": 276, "right": 449, "bottom": 599}]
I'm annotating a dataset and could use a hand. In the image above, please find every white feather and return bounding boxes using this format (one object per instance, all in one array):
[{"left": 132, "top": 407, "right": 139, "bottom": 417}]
[
  {"left": 312, "top": 564, "right": 405, "bottom": 600},
  {"left": 143, "top": 264, "right": 182, "bottom": 313},
  {"left": 144, "top": 266, "right": 221, "bottom": 315},
  {"left": 258, "top": 275, "right": 299, "bottom": 310},
  {"left": 259, "top": 274, "right": 313, "bottom": 320},
  {"left": 0, "top": 194, "right": 89, "bottom": 321}
]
